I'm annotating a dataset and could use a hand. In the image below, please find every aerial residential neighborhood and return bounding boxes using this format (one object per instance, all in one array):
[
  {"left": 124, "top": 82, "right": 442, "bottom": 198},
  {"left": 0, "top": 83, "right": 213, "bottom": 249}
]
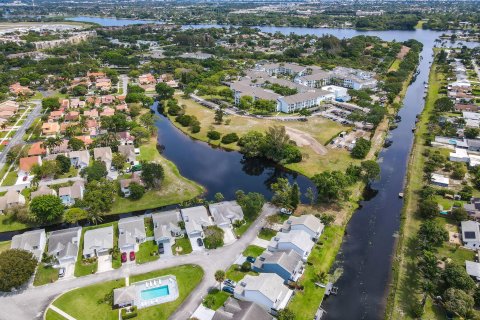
[{"left": 0, "top": 1, "right": 479, "bottom": 320}]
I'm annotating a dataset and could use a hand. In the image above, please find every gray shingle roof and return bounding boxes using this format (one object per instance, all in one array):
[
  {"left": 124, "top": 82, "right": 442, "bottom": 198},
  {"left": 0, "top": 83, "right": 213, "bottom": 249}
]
[
  {"left": 48, "top": 227, "right": 81, "bottom": 260},
  {"left": 213, "top": 297, "right": 273, "bottom": 320}
]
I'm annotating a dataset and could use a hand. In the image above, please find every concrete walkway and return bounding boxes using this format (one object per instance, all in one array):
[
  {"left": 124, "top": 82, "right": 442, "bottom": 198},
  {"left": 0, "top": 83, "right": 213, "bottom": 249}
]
[
  {"left": 0, "top": 204, "right": 277, "bottom": 320},
  {"left": 48, "top": 305, "right": 77, "bottom": 320}
]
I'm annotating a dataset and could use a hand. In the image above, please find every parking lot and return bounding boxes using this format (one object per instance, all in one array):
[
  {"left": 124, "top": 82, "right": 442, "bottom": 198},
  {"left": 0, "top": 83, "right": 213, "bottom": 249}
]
[{"left": 329, "top": 129, "right": 370, "bottom": 150}]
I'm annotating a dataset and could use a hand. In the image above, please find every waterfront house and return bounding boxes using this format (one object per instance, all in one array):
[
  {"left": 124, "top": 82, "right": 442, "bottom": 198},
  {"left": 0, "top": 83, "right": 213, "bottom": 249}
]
[
  {"left": 209, "top": 201, "right": 244, "bottom": 228},
  {"left": 252, "top": 249, "right": 304, "bottom": 282},
  {"left": 153, "top": 210, "right": 183, "bottom": 255},
  {"left": 180, "top": 206, "right": 213, "bottom": 239},
  {"left": 47, "top": 227, "right": 82, "bottom": 266},
  {"left": 461, "top": 220, "right": 480, "bottom": 250},
  {"left": 83, "top": 225, "right": 114, "bottom": 258},
  {"left": 11, "top": 229, "right": 46, "bottom": 261},
  {"left": 281, "top": 214, "right": 324, "bottom": 240},
  {"left": 118, "top": 217, "right": 146, "bottom": 253},
  {"left": 267, "top": 230, "right": 314, "bottom": 261}
]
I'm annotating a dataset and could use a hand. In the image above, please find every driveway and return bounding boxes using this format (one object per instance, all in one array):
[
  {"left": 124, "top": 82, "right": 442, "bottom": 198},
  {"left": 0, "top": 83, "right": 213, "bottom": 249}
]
[
  {"left": 97, "top": 255, "right": 113, "bottom": 273},
  {"left": 189, "top": 236, "right": 205, "bottom": 252},
  {"left": 57, "top": 263, "right": 75, "bottom": 281},
  {"left": 0, "top": 204, "right": 277, "bottom": 320},
  {"left": 221, "top": 226, "right": 236, "bottom": 245}
]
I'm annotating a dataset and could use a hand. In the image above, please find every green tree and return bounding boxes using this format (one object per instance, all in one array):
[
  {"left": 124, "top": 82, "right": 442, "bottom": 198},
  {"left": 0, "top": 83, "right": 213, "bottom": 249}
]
[
  {"left": 29, "top": 195, "right": 64, "bottom": 223},
  {"left": 0, "top": 249, "right": 38, "bottom": 292},
  {"left": 6, "top": 144, "right": 27, "bottom": 164},
  {"left": 443, "top": 263, "right": 476, "bottom": 292},
  {"left": 290, "top": 183, "right": 300, "bottom": 210},
  {"left": 277, "top": 309, "right": 296, "bottom": 320},
  {"left": 443, "top": 288, "right": 474, "bottom": 318},
  {"left": 418, "top": 199, "right": 439, "bottom": 219},
  {"left": 262, "top": 126, "right": 302, "bottom": 164},
  {"left": 204, "top": 226, "right": 224, "bottom": 249},
  {"left": 82, "top": 160, "right": 108, "bottom": 182},
  {"left": 451, "top": 207, "right": 468, "bottom": 222},
  {"left": 67, "top": 137, "right": 85, "bottom": 151},
  {"left": 351, "top": 138, "right": 371, "bottom": 159},
  {"left": 141, "top": 162, "right": 164, "bottom": 189},
  {"left": 221, "top": 133, "right": 239, "bottom": 144},
  {"left": 64, "top": 208, "right": 88, "bottom": 224},
  {"left": 42, "top": 97, "right": 60, "bottom": 111},
  {"left": 418, "top": 220, "right": 448, "bottom": 248},
  {"left": 361, "top": 160, "right": 381, "bottom": 182},
  {"left": 271, "top": 178, "right": 293, "bottom": 209},
  {"left": 155, "top": 82, "right": 175, "bottom": 100},
  {"left": 238, "top": 95, "right": 254, "bottom": 110},
  {"left": 214, "top": 192, "right": 224, "bottom": 202},
  {"left": 112, "top": 153, "right": 127, "bottom": 171},
  {"left": 236, "top": 191, "right": 265, "bottom": 220},
  {"left": 305, "top": 187, "right": 315, "bottom": 205},
  {"left": 56, "top": 154, "right": 71, "bottom": 174},
  {"left": 72, "top": 85, "right": 87, "bottom": 96},
  {"left": 214, "top": 108, "right": 223, "bottom": 124},
  {"left": 434, "top": 97, "right": 454, "bottom": 112},
  {"left": 312, "top": 170, "right": 352, "bottom": 203},
  {"left": 207, "top": 130, "right": 221, "bottom": 141},
  {"left": 238, "top": 131, "right": 264, "bottom": 158},
  {"left": 464, "top": 127, "right": 479, "bottom": 139},
  {"left": 82, "top": 179, "right": 117, "bottom": 222},
  {"left": 129, "top": 182, "right": 145, "bottom": 200},
  {"left": 131, "top": 127, "right": 150, "bottom": 144},
  {"left": 214, "top": 270, "right": 225, "bottom": 288}
]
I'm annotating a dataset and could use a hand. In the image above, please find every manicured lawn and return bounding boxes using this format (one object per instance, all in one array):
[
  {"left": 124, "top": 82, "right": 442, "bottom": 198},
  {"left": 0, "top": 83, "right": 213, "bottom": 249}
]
[
  {"left": 257, "top": 227, "right": 277, "bottom": 241},
  {"left": 45, "top": 308, "right": 67, "bottom": 320},
  {"left": 172, "top": 237, "right": 192, "bottom": 255},
  {"left": 234, "top": 220, "right": 253, "bottom": 237},
  {"left": 1, "top": 170, "right": 18, "bottom": 186},
  {"left": 288, "top": 226, "right": 344, "bottom": 319},
  {"left": 0, "top": 214, "right": 30, "bottom": 233},
  {"left": 145, "top": 217, "right": 154, "bottom": 237},
  {"left": 203, "top": 288, "right": 230, "bottom": 310},
  {"left": 52, "top": 265, "right": 204, "bottom": 320},
  {"left": 33, "top": 264, "right": 59, "bottom": 286},
  {"left": 242, "top": 245, "right": 265, "bottom": 258},
  {"left": 389, "top": 58, "right": 402, "bottom": 72},
  {"left": 109, "top": 138, "right": 203, "bottom": 215},
  {"left": 225, "top": 264, "right": 258, "bottom": 282},
  {"left": 136, "top": 240, "right": 159, "bottom": 264},
  {"left": 0, "top": 241, "right": 11, "bottom": 253},
  {"left": 57, "top": 167, "right": 78, "bottom": 179}
]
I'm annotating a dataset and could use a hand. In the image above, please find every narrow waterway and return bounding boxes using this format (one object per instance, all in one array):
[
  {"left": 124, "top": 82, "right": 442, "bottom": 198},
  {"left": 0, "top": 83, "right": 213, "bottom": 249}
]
[{"left": 26, "top": 16, "right": 480, "bottom": 318}]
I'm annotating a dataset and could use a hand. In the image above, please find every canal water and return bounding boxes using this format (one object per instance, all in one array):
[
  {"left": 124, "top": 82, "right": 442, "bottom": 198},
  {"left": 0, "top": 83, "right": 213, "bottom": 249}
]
[{"left": 33, "top": 16, "right": 480, "bottom": 319}]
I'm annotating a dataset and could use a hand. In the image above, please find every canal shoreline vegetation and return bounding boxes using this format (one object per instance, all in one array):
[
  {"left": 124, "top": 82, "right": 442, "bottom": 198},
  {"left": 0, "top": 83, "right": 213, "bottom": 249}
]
[{"left": 46, "top": 264, "right": 204, "bottom": 320}]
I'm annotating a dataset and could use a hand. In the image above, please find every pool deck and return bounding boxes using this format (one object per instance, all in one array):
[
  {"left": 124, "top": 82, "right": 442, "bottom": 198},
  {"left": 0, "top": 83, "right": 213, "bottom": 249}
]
[{"left": 133, "top": 275, "right": 179, "bottom": 309}]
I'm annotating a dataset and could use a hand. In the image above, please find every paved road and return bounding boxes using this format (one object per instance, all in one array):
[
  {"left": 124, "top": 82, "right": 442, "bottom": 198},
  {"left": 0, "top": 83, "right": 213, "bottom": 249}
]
[
  {"left": 0, "top": 176, "right": 84, "bottom": 193},
  {"left": 120, "top": 75, "right": 129, "bottom": 95},
  {"left": 473, "top": 61, "right": 480, "bottom": 82},
  {"left": 0, "top": 204, "right": 277, "bottom": 320},
  {"left": 0, "top": 100, "right": 42, "bottom": 167}
]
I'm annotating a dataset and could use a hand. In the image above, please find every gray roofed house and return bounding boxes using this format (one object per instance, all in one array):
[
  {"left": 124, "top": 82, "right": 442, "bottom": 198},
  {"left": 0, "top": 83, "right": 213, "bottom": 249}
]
[
  {"left": 118, "top": 145, "right": 136, "bottom": 163},
  {"left": 47, "top": 227, "right": 82, "bottom": 266},
  {"left": 83, "top": 225, "right": 114, "bottom": 258},
  {"left": 213, "top": 297, "right": 274, "bottom": 320},
  {"left": 267, "top": 230, "right": 314, "bottom": 261},
  {"left": 11, "top": 229, "right": 46, "bottom": 261},
  {"left": 282, "top": 214, "right": 324, "bottom": 240},
  {"left": 152, "top": 210, "right": 183, "bottom": 246},
  {"left": 467, "top": 139, "right": 480, "bottom": 152},
  {"left": 0, "top": 190, "right": 26, "bottom": 213},
  {"left": 59, "top": 181, "right": 84, "bottom": 206},
  {"left": 252, "top": 249, "right": 304, "bottom": 282},
  {"left": 31, "top": 185, "right": 57, "bottom": 199},
  {"left": 69, "top": 150, "right": 90, "bottom": 169},
  {"left": 120, "top": 172, "right": 143, "bottom": 197},
  {"left": 118, "top": 217, "right": 146, "bottom": 253},
  {"left": 466, "top": 260, "right": 480, "bottom": 281},
  {"left": 461, "top": 220, "right": 480, "bottom": 250},
  {"left": 209, "top": 201, "right": 244, "bottom": 228},
  {"left": 113, "top": 286, "right": 136, "bottom": 308},
  {"left": 93, "top": 147, "right": 113, "bottom": 169},
  {"left": 233, "top": 273, "right": 293, "bottom": 313},
  {"left": 180, "top": 206, "right": 213, "bottom": 239}
]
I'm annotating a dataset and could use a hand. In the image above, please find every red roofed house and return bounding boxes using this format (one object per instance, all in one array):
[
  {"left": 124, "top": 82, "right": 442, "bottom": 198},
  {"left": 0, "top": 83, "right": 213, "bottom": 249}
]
[
  {"left": 19, "top": 156, "right": 42, "bottom": 178},
  {"left": 101, "top": 95, "right": 114, "bottom": 105},
  {"left": 84, "top": 109, "right": 99, "bottom": 119},
  {"left": 75, "top": 135, "right": 93, "bottom": 146},
  {"left": 100, "top": 107, "right": 115, "bottom": 117},
  {"left": 28, "top": 142, "right": 46, "bottom": 157},
  {"left": 138, "top": 73, "right": 156, "bottom": 85},
  {"left": 9, "top": 83, "right": 32, "bottom": 96}
]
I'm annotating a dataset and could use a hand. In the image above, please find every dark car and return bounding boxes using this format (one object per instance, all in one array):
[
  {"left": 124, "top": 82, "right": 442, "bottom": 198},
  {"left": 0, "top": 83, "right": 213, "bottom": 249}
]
[
  {"left": 224, "top": 279, "right": 236, "bottom": 287},
  {"left": 222, "top": 286, "right": 234, "bottom": 294},
  {"left": 246, "top": 256, "right": 256, "bottom": 263},
  {"left": 197, "top": 238, "right": 204, "bottom": 247},
  {"left": 158, "top": 243, "right": 165, "bottom": 254},
  {"left": 129, "top": 251, "right": 135, "bottom": 261},
  {"left": 121, "top": 252, "right": 127, "bottom": 263}
]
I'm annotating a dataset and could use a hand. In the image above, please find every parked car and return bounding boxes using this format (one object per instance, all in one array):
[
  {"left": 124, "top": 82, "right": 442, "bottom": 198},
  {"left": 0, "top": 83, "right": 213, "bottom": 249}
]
[
  {"left": 158, "top": 243, "right": 165, "bottom": 254},
  {"left": 121, "top": 252, "right": 127, "bottom": 263},
  {"left": 246, "top": 256, "right": 256, "bottom": 263},
  {"left": 224, "top": 279, "right": 236, "bottom": 287},
  {"left": 197, "top": 238, "right": 204, "bottom": 247},
  {"left": 58, "top": 267, "right": 65, "bottom": 278},
  {"left": 222, "top": 286, "right": 234, "bottom": 294},
  {"left": 129, "top": 251, "right": 135, "bottom": 261}
]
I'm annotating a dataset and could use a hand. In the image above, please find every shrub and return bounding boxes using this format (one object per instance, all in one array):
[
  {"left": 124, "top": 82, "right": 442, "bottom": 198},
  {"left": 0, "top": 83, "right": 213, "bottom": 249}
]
[
  {"left": 241, "top": 261, "right": 251, "bottom": 271},
  {"left": 221, "top": 133, "right": 239, "bottom": 144},
  {"left": 0, "top": 249, "right": 38, "bottom": 291},
  {"left": 190, "top": 124, "right": 201, "bottom": 133},
  {"left": 207, "top": 131, "right": 221, "bottom": 140},
  {"left": 121, "top": 306, "right": 138, "bottom": 319},
  {"left": 203, "top": 225, "right": 225, "bottom": 249}
]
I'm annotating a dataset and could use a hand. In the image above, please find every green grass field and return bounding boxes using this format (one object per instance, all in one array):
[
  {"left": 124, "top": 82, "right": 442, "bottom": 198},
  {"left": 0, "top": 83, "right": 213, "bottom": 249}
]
[
  {"left": 136, "top": 240, "right": 160, "bottom": 264},
  {"left": 34, "top": 264, "right": 59, "bottom": 286},
  {"left": 172, "top": 237, "right": 192, "bottom": 255},
  {"left": 242, "top": 245, "right": 265, "bottom": 258}
]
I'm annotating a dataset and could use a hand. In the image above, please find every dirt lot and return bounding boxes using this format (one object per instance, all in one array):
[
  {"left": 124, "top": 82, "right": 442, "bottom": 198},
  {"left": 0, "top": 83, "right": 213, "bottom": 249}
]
[{"left": 285, "top": 127, "right": 328, "bottom": 155}]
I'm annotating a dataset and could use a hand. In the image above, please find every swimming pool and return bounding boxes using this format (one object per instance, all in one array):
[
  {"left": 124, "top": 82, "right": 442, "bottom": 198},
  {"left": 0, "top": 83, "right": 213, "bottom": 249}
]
[{"left": 141, "top": 285, "right": 170, "bottom": 300}]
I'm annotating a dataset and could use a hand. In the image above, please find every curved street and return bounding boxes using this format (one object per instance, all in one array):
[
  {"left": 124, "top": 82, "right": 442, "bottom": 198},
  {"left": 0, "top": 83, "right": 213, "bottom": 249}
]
[{"left": 0, "top": 204, "right": 277, "bottom": 320}]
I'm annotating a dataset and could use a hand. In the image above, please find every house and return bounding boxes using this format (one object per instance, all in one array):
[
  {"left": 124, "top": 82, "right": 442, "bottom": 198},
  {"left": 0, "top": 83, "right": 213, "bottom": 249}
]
[
  {"left": 267, "top": 230, "right": 314, "bottom": 261},
  {"left": 117, "top": 132, "right": 135, "bottom": 145},
  {"left": 93, "top": 147, "right": 113, "bottom": 170},
  {"left": 213, "top": 297, "right": 274, "bottom": 320},
  {"left": 47, "top": 227, "right": 82, "bottom": 266},
  {"left": 252, "top": 249, "right": 304, "bottom": 282},
  {"left": 467, "top": 139, "right": 480, "bottom": 152},
  {"left": 462, "top": 221, "right": 480, "bottom": 250},
  {"left": 295, "top": 71, "right": 331, "bottom": 88},
  {"left": 329, "top": 66, "right": 377, "bottom": 90},
  {"left": 118, "top": 145, "right": 136, "bottom": 163},
  {"left": 48, "top": 110, "right": 63, "bottom": 122},
  {"left": 101, "top": 95, "right": 114, "bottom": 105},
  {"left": 84, "top": 109, "right": 99, "bottom": 119},
  {"left": 118, "top": 217, "right": 146, "bottom": 253},
  {"left": 449, "top": 148, "right": 470, "bottom": 163},
  {"left": 52, "top": 139, "right": 70, "bottom": 154},
  {"left": 466, "top": 260, "right": 480, "bottom": 281},
  {"left": 9, "top": 82, "right": 32, "bottom": 96},
  {"left": 27, "top": 142, "right": 46, "bottom": 157},
  {"left": 100, "top": 107, "right": 115, "bottom": 117},
  {"left": 0, "top": 190, "right": 26, "bottom": 213},
  {"left": 11, "top": 229, "right": 46, "bottom": 260},
  {"left": 431, "top": 173, "right": 449, "bottom": 187},
  {"left": 209, "top": 201, "right": 244, "bottom": 228},
  {"left": 233, "top": 273, "right": 293, "bottom": 314},
  {"left": 464, "top": 198, "right": 480, "bottom": 220},
  {"left": 75, "top": 135, "right": 93, "bottom": 146},
  {"left": 138, "top": 73, "right": 156, "bottom": 85},
  {"left": 58, "top": 181, "right": 85, "bottom": 206},
  {"left": 119, "top": 172, "right": 143, "bottom": 197},
  {"left": 42, "top": 122, "right": 60, "bottom": 136},
  {"left": 113, "top": 286, "right": 136, "bottom": 308},
  {"left": 152, "top": 210, "right": 183, "bottom": 255},
  {"left": 180, "top": 206, "right": 213, "bottom": 239},
  {"left": 83, "top": 225, "right": 114, "bottom": 258},
  {"left": 31, "top": 185, "right": 57, "bottom": 199},
  {"left": 19, "top": 156, "right": 42, "bottom": 177},
  {"left": 65, "top": 111, "right": 80, "bottom": 122},
  {"left": 69, "top": 150, "right": 90, "bottom": 169},
  {"left": 281, "top": 214, "right": 324, "bottom": 240}
]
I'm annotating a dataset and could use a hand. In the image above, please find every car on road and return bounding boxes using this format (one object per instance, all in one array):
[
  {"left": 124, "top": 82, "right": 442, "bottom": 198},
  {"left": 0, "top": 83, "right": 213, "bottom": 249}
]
[
  {"left": 197, "top": 238, "right": 204, "bottom": 247},
  {"left": 158, "top": 243, "right": 165, "bottom": 254},
  {"left": 222, "top": 286, "right": 234, "bottom": 294},
  {"left": 129, "top": 251, "right": 135, "bottom": 261},
  {"left": 246, "top": 256, "right": 256, "bottom": 263},
  {"left": 224, "top": 279, "right": 236, "bottom": 287},
  {"left": 121, "top": 252, "right": 127, "bottom": 263},
  {"left": 58, "top": 267, "right": 65, "bottom": 278}
]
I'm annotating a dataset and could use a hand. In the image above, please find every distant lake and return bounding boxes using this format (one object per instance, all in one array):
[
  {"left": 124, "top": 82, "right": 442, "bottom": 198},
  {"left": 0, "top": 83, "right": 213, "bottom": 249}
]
[{"left": 66, "top": 16, "right": 163, "bottom": 26}]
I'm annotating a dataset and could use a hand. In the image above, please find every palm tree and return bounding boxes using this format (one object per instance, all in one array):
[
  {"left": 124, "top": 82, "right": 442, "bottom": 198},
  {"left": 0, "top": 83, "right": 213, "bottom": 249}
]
[
  {"left": 41, "top": 136, "right": 62, "bottom": 154},
  {"left": 214, "top": 270, "right": 225, "bottom": 289},
  {"left": 1, "top": 123, "right": 7, "bottom": 130}
]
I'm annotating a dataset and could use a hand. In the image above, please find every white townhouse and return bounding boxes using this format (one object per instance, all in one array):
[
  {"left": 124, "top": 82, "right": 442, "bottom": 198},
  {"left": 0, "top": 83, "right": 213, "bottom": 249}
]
[{"left": 267, "top": 229, "right": 314, "bottom": 261}]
